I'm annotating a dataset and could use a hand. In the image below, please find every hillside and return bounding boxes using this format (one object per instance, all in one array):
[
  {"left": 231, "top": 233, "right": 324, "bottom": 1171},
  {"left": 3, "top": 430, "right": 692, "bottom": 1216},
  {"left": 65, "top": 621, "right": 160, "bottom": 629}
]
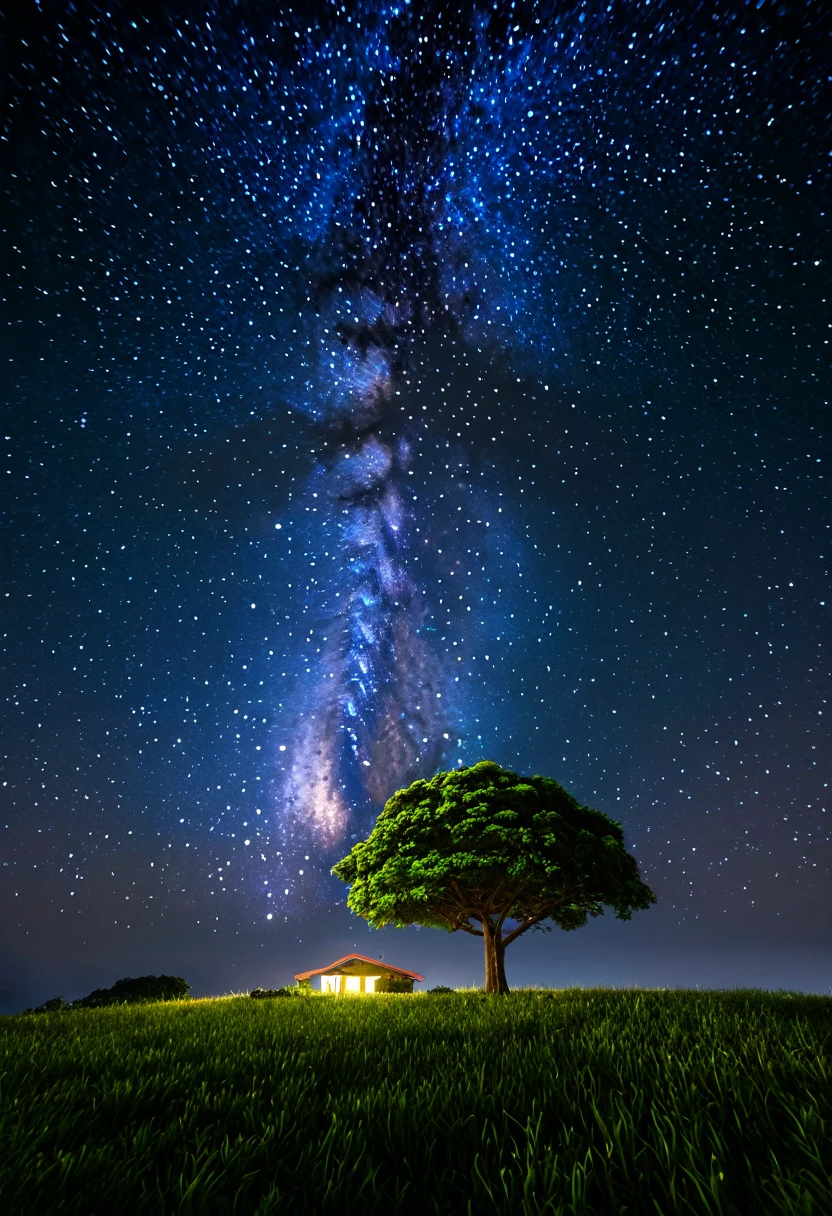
[{"left": 2, "top": 988, "right": 829, "bottom": 1214}]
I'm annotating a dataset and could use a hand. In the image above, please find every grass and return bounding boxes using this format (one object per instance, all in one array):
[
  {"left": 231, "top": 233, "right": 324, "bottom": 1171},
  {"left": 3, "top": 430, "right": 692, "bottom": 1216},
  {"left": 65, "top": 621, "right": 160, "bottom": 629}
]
[{"left": 1, "top": 987, "right": 830, "bottom": 1214}]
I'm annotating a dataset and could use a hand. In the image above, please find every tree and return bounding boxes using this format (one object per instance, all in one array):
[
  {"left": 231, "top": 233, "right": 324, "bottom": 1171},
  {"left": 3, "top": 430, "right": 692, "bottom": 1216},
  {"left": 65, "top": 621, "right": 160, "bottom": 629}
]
[
  {"left": 332, "top": 761, "right": 656, "bottom": 993},
  {"left": 72, "top": 975, "right": 190, "bottom": 1008},
  {"left": 28, "top": 997, "right": 71, "bottom": 1014}
]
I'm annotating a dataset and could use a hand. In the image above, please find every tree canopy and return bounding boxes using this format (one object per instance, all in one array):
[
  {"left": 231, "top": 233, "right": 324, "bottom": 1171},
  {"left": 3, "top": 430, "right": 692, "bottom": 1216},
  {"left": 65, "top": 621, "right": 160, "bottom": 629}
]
[{"left": 332, "top": 760, "right": 656, "bottom": 992}]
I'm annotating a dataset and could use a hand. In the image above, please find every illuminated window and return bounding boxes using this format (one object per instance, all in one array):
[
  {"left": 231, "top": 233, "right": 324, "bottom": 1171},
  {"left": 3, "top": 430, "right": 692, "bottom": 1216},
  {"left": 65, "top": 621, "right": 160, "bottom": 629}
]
[
  {"left": 321, "top": 975, "right": 339, "bottom": 994},
  {"left": 344, "top": 976, "right": 361, "bottom": 993},
  {"left": 365, "top": 976, "right": 381, "bottom": 994}
]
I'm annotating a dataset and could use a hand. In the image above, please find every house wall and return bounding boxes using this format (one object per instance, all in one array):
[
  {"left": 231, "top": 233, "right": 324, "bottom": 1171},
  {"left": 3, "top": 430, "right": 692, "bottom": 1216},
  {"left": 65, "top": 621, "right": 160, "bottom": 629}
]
[{"left": 318, "top": 967, "right": 414, "bottom": 993}]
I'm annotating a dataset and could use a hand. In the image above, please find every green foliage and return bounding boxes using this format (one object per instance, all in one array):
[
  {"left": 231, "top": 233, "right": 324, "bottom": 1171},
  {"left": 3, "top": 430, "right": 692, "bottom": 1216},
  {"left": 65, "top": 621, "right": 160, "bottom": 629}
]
[
  {"left": 427, "top": 985, "right": 454, "bottom": 995},
  {"left": 72, "top": 975, "right": 190, "bottom": 1008},
  {"left": 2, "top": 989, "right": 830, "bottom": 1214},
  {"left": 332, "top": 761, "right": 655, "bottom": 936},
  {"left": 374, "top": 977, "right": 412, "bottom": 994}
]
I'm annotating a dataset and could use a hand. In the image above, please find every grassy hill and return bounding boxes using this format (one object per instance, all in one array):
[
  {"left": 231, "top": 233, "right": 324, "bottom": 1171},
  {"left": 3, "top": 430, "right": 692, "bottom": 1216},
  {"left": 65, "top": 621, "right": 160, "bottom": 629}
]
[{"left": 2, "top": 988, "right": 829, "bottom": 1214}]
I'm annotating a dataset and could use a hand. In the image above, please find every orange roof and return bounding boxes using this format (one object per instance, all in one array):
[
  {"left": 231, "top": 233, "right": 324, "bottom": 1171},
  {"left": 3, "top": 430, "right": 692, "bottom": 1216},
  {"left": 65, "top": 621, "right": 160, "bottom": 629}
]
[{"left": 294, "top": 952, "right": 424, "bottom": 983}]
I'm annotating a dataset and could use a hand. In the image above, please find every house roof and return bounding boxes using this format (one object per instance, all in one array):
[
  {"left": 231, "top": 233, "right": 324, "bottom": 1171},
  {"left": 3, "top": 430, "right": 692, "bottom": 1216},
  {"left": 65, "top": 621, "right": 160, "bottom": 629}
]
[{"left": 293, "top": 952, "right": 424, "bottom": 982}]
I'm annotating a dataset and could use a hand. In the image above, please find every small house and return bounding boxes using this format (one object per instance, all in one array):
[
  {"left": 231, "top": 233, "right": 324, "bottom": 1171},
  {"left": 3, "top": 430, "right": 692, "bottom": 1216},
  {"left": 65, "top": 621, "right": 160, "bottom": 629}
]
[{"left": 294, "top": 952, "right": 424, "bottom": 994}]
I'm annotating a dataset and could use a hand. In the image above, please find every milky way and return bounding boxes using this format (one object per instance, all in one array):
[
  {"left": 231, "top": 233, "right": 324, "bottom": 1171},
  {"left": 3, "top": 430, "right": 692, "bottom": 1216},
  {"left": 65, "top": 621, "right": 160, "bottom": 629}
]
[{"left": 3, "top": 1, "right": 830, "bottom": 997}]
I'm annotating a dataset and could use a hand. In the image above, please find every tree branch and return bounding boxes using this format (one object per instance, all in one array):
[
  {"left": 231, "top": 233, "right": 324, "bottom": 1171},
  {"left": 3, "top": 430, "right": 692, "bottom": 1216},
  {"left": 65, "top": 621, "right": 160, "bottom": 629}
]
[
  {"left": 450, "top": 879, "right": 469, "bottom": 908},
  {"left": 495, "top": 898, "right": 514, "bottom": 934},
  {"left": 500, "top": 903, "right": 561, "bottom": 947},
  {"left": 484, "top": 878, "right": 506, "bottom": 919},
  {"left": 430, "top": 902, "right": 484, "bottom": 937},
  {"left": 447, "top": 880, "right": 491, "bottom": 929},
  {"left": 495, "top": 876, "right": 531, "bottom": 933},
  {"left": 457, "top": 921, "right": 484, "bottom": 938}
]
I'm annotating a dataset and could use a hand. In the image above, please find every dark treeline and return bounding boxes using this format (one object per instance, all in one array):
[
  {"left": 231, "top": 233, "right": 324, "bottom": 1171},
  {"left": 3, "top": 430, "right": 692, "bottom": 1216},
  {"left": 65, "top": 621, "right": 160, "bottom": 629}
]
[{"left": 26, "top": 975, "right": 189, "bottom": 1013}]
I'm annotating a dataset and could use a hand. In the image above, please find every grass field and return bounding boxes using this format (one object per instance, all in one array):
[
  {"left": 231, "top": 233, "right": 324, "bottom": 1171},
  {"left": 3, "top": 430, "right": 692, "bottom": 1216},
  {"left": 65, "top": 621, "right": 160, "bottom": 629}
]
[{"left": 2, "top": 988, "right": 830, "bottom": 1214}]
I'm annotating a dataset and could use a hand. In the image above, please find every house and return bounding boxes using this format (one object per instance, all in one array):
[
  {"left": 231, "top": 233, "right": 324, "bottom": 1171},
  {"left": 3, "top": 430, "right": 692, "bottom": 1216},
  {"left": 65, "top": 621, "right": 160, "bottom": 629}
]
[{"left": 294, "top": 952, "right": 424, "bottom": 994}]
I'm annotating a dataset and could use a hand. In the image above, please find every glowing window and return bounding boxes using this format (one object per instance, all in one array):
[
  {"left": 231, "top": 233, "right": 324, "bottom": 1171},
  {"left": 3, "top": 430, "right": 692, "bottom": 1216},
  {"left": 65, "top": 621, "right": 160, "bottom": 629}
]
[
  {"left": 321, "top": 975, "right": 339, "bottom": 994},
  {"left": 365, "top": 976, "right": 381, "bottom": 994},
  {"left": 344, "top": 976, "right": 361, "bottom": 993}
]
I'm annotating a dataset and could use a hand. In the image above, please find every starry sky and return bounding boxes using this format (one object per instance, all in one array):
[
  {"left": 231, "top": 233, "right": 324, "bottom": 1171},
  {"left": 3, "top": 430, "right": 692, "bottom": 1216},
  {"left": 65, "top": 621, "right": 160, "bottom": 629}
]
[{"left": 2, "top": 0, "right": 830, "bottom": 1011}]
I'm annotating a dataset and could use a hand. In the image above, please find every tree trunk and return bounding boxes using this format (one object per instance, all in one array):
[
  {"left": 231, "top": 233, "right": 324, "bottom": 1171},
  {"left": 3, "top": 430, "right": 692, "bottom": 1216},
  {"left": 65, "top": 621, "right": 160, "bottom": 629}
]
[
  {"left": 483, "top": 924, "right": 496, "bottom": 992},
  {"left": 483, "top": 920, "right": 510, "bottom": 994},
  {"left": 494, "top": 932, "right": 509, "bottom": 995}
]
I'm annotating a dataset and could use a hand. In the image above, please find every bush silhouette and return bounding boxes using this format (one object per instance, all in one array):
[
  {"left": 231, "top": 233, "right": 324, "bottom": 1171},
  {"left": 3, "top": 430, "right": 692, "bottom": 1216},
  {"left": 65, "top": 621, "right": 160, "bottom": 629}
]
[
  {"left": 28, "top": 997, "right": 72, "bottom": 1014},
  {"left": 73, "top": 975, "right": 189, "bottom": 1008},
  {"left": 250, "top": 986, "right": 316, "bottom": 999},
  {"left": 375, "top": 977, "right": 413, "bottom": 994}
]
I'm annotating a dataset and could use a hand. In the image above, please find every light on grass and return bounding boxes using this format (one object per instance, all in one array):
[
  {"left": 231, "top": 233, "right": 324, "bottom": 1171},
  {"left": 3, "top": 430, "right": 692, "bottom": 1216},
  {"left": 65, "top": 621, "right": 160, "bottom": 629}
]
[{"left": 3, "top": 989, "right": 830, "bottom": 1214}]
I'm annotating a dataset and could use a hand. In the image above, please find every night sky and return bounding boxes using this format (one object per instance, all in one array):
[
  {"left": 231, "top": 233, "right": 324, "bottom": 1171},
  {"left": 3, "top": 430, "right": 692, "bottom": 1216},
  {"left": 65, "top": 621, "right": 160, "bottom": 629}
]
[{"left": 3, "top": 0, "right": 830, "bottom": 1012}]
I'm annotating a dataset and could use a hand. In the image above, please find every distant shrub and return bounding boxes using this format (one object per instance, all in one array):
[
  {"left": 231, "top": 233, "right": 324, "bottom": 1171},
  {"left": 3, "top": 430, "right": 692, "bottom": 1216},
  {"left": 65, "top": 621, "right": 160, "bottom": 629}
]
[
  {"left": 28, "top": 997, "right": 72, "bottom": 1014},
  {"left": 427, "top": 985, "right": 454, "bottom": 995},
  {"left": 73, "top": 975, "right": 190, "bottom": 1008},
  {"left": 72, "top": 988, "right": 115, "bottom": 1009},
  {"left": 376, "top": 977, "right": 413, "bottom": 994},
  {"left": 250, "top": 985, "right": 316, "bottom": 999}
]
